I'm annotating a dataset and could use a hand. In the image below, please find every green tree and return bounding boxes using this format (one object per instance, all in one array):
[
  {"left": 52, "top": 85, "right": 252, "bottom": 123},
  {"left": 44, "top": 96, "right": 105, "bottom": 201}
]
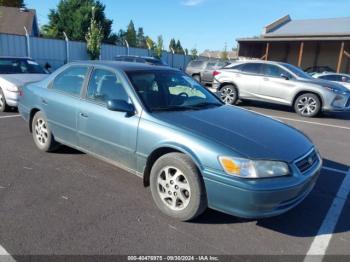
[
  {"left": 221, "top": 43, "right": 228, "bottom": 60},
  {"left": 154, "top": 35, "right": 163, "bottom": 59},
  {"left": 190, "top": 48, "right": 198, "bottom": 59},
  {"left": 136, "top": 27, "right": 147, "bottom": 48},
  {"left": 41, "top": 0, "right": 113, "bottom": 42},
  {"left": 85, "top": 6, "right": 103, "bottom": 60},
  {"left": 1, "top": 0, "right": 25, "bottom": 7},
  {"left": 175, "top": 40, "right": 184, "bottom": 54},
  {"left": 169, "top": 38, "right": 176, "bottom": 52},
  {"left": 115, "top": 29, "right": 126, "bottom": 45},
  {"left": 125, "top": 20, "right": 137, "bottom": 47}
]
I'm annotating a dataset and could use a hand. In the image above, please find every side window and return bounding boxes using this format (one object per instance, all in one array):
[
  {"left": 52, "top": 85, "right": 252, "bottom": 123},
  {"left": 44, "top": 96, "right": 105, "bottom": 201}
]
[
  {"left": 52, "top": 66, "right": 88, "bottom": 96},
  {"left": 124, "top": 57, "right": 134, "bottom": 62},
  {"left": 206, "top": 62, "right": 217, "bottom": 70},
  {"left": 319, "top": 75, "right": 340, "bottom": 81},
  {"left": 263, "top": 64, "right": 291, "bottom": 78},
  {"left": 87, "top": 69, "right": 129, "bottom": 103},
  {"left": 241, "top": 63, "right": 263, "bottom": 75}
]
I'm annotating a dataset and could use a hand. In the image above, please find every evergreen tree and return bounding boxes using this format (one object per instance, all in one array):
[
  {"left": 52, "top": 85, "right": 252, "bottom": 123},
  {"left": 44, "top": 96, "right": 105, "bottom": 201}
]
[
  {"left": 125, "top": 20, "right": 137, "bottom": 47},
  {"left": 175, "top": 40, "right": 184, "bottom": 54},
  {"left": 169, "top": 38, "right": 176, "bottom": 52},
  {"left": 137, "top": 27, "right": 147, "bottom": 48},
  {"left": 190, "top": 48, "right": 198, "bottom": 59}
]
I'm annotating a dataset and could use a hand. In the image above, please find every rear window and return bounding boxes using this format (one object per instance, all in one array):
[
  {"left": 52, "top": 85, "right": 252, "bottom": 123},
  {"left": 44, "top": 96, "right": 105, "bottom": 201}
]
[
  {"left": 188, "top": 61, "right": 205, "bottom": 68},
  {"left": 0, "top": 58, "right": 47, "bottom": 74},
  {"left": 241, "top": 63, "right": 263, "bottom": 74}
]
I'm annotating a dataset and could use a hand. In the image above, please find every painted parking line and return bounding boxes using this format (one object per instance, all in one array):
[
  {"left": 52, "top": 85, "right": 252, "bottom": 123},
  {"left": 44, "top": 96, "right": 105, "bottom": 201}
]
[
  {"left": 265, "top": 115, "right": 350, "bottom": 131},
  {"left": 0, "top": 245, "right": 16, "bottom": 262},
  {"left": 304, "top": 167, "right": 350, "bottom": 261},
  {"left": 0, "top": 115, "right": 20, "bottom": 119}
]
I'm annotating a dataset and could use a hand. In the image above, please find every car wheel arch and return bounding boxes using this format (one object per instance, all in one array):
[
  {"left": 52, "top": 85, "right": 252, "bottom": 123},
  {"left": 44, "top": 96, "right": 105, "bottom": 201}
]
[
  {"left": 143, "top": 145, "right": 203, "bottom": 187},
  {"left": 29, "top": 108, "right": 41, "bottom": 133},
  {"left": 292, "top": 91, "right": 324, "bottom": 108}
]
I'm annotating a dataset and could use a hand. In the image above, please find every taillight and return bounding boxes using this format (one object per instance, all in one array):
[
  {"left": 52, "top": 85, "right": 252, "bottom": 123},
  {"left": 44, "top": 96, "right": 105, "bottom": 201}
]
[{"left": 213, "top": 71, "right": 221, "bottom": 76}]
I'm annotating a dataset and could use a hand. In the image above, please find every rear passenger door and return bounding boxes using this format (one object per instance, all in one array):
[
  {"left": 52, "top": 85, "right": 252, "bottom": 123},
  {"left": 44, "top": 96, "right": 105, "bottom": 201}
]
[
  {"left": 77, "top": 67, "right": 139, "bottom": 169},
  {"left": 236, "top": 63, "right": 263, "bottom": 98},
  {"left": 43, "top": 65, "right": 89, "bottom": 146}
]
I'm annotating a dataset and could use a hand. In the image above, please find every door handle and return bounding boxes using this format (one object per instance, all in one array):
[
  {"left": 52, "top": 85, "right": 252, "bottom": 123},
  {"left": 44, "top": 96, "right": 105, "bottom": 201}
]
[
  {"left": 41, "top": 98, "right": 48, "bottom": 105},
  {"left": 80, "top": 112, "right": 88, "bottom": 118}
]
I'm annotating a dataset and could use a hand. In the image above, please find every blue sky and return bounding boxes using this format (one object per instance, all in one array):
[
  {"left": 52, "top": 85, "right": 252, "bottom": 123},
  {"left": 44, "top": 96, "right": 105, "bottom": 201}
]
[{"left": 27, "top": 0, "right": 350, "bottom": 52}]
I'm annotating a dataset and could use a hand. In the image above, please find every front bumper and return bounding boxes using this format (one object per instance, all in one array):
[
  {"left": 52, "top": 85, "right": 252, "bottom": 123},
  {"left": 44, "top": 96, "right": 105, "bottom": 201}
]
[
  {"left": 3, "top": 89, "right": 19, "bottom": 107},
  {"left": 323, "top": 92, "right": 350, "bottom": 112},
  {"left": 202, "top": 156, "right": 321, "bottom": 219}
]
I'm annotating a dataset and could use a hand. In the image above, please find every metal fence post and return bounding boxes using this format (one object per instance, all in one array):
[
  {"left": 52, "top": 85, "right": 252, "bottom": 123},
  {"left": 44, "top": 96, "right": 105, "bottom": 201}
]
[
  {"left": 170, "top": 48, "right": 175, "bottom": 68},
  {"left": 125, "top": 40, "right": 130, "bottom": 55},
  {"left": 63, "top": 32, "right": 69, "bottom": 63},
  {"left": 24, "top": 26, "right": 31, "bottom": 58}
]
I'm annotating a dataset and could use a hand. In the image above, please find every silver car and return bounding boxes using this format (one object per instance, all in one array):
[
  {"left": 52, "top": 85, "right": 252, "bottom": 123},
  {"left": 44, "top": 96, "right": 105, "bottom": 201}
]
[
  {"left": 212, "top": 61, "right": 350, "bottom": 117},
  {"left": 185, "top": 60, "right": 229, "bottom": 85}
]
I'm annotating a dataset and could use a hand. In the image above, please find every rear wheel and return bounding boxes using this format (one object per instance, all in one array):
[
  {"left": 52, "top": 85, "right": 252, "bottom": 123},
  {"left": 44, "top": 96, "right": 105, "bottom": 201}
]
[
  {"left": 219, "top": 84, "right": 238, "bottom": 105},
  {"left": 32, "top": 111, "right": 59, "bottom": 152},
  {"left": 150, "top": 153, "right": 207, "bottom": 221},
  {"left": 0, "top": 88, "right": 9, "bottom": 112},
  {"left": 294, "top": 93, "right": 321, "bottom": 117}
]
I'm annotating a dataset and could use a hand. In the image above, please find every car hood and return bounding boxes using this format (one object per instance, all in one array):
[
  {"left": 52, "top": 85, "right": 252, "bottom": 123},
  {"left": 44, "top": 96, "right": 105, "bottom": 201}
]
[
  {"left": 153, "top": 105, "right": 313, "bottom": 162},
  {"left": 298, "top": 77, "right": 349, "bottom": 93},
  {"left": 0, "top": 74, "right": 48, "bottom": 87}
]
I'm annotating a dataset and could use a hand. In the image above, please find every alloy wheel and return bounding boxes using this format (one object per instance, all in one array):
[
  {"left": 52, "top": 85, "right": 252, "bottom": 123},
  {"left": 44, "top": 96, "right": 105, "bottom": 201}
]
[
  {"left": 157, "top": 166, "right": 191, "bottom": 211},
  {"left": 220, "top": 86, "right": 236, "bottom": 104},
  {"left": 296, "top": 96, "right": 318, "bottom": 116},
  {"left": 34, "top": 118, "right": 49, "bottom": 146}
]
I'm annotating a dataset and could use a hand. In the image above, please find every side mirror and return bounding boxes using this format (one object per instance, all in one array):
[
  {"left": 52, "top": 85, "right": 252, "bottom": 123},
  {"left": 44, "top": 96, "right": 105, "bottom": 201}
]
[
  {"left": 107, "top": 99, "right": 135, "bottom": 115},
  {"left": 280, "top": 73, "right": 289, "bottom": 80},
  {"left": 44, "top": 63, "right": 52, "bottom": 73}
]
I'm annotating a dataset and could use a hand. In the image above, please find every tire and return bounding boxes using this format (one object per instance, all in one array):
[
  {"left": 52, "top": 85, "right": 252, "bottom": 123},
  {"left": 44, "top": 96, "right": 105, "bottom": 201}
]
[
  {"left": 32, "top": 111, "right": 59, "bottom": 152},
  {"left": 219, "top": 84, "right": 238, "bottom": 105},
  {"left": 294, "top": 93, "right": 321, "bottom": 117},
  {"left": 192, "top": 74, "right": 201, "bottom": 83},
  {"left": 0, "top": 88, "right": 9, "bottom": 112},
  {"left": 150, "top": 153, "right": 207, "bottom": 221}
]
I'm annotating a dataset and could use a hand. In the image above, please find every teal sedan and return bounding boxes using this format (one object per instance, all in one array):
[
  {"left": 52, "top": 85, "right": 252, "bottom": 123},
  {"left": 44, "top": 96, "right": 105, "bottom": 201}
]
[{"left": 18, "top": 61, "right": 322, "bottom": 221}]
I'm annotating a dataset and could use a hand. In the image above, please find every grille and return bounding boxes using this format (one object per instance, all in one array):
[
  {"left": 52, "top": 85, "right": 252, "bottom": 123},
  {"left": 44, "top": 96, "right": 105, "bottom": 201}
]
[{"left": 295, "top": 149, "right": 319, "bottom": 174}]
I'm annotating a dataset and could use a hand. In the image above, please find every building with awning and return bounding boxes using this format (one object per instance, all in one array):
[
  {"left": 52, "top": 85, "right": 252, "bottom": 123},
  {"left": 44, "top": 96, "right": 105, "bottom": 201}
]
[{"left": 237, "top": 15, "right": 350, "bottom": 73}]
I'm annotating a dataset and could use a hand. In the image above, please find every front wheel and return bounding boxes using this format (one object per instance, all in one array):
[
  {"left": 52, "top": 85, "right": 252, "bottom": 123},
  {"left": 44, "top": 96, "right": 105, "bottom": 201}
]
[
  {"left": 150, "top": 153, "right": 207, "bottom": 221},
  {"left": 294, "top": 93, "right": 321, "bottom": 117},
  {"left": 32, "top": 111, "right": 59, "bottom": 152},
  {"left": 219, "top": 85, "right": 238, "bottom": 105}
]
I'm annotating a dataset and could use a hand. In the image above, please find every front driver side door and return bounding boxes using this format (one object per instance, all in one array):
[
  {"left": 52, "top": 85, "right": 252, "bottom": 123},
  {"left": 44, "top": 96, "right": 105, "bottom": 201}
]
[{"left": 77, "top": 67, "right": 139, "bottom": 170}]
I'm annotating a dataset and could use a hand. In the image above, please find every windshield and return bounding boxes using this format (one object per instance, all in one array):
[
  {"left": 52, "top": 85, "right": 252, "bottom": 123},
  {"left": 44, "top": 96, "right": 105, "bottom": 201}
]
[
  {"left": 0, "top": 58, "right": 47, "bottom": 74},
  {"left": 282, "top": 63, "right": 312, "bottom": 79},
  {"left": 127, "top": 70, "right": 223, "bottom": 112}
]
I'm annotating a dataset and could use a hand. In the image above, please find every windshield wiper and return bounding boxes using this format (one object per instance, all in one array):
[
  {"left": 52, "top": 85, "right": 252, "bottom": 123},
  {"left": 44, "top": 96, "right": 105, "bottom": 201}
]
[
  {"left": 152, "top": 105, "right": 195, "bottom": 112},
  {"left": 190, "top": 102, "right": 223, "bottom": 108}
]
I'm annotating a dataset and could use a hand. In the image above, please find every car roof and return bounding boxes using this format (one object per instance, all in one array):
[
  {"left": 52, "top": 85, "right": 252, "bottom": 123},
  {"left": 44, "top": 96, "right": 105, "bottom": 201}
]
[
  {"left": 0, "top": 56, "right": 32, "bottom": 60},
  {"left": 68, "top": 60, "right": 176, "bottom": 72},
  {"left": 115, "top": 55, "right": 160, "bottom": 60},
  {"left": 314, "top": 72, "right": 350, "bottom": 77}
]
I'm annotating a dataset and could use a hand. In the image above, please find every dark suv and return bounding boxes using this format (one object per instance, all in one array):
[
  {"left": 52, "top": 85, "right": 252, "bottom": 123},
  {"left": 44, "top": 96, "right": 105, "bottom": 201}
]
[
  {"left": 114, "top": 55, "right": 167, "bottom": 66},
  {"left": 185, "top": 60, "right": 229, "bottom": 85}
]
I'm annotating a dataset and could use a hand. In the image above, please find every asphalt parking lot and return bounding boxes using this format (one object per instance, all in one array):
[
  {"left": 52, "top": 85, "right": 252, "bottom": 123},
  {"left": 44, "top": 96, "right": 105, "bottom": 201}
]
[{"left": 0, "top": 103, "right": 349, "bottom": 261}]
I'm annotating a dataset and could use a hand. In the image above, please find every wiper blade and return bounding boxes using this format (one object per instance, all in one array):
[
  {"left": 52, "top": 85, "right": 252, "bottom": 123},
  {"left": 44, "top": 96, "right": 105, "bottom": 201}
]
[
  {"left": 152, "top": 106, "right": 195, "bottom": 112},
  {"left": 191, "top": 102, "right": 222, "bottom": 108}
]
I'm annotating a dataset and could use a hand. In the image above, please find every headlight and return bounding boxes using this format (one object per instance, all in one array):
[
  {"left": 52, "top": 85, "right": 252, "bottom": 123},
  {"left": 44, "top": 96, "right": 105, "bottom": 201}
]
[
  {"left": 6, "top": 84, "right": 20, "bottom": 92},
  {"left": 219, "top": 156, "right": 290, "bottom": 178},
  {"left": 323, "top": 86, "right": 346, "bottom": 94}
]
